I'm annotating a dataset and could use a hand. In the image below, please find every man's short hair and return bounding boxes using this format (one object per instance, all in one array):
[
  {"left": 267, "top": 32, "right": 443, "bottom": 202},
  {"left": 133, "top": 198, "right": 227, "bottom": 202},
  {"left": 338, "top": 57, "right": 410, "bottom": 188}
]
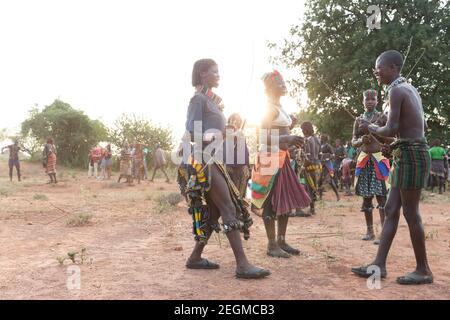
[
  {"left": 378, "top": 50, "right": 404, "bottom": 70},
  {"left": 301, "top": 121, "right": 314, "bottom": 134}
]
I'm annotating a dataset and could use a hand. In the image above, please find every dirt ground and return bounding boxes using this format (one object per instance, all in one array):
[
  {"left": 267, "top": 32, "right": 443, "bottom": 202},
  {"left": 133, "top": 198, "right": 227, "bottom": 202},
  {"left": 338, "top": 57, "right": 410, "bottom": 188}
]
[{"left": 0, "top": 160, "right": 449, "bottom": 300}]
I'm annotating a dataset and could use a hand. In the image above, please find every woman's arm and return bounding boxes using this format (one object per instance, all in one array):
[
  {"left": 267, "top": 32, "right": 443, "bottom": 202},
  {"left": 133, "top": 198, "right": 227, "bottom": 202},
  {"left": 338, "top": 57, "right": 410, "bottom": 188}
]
[{"left": 186, "top": 95, "right": 204, "bottom": 142}]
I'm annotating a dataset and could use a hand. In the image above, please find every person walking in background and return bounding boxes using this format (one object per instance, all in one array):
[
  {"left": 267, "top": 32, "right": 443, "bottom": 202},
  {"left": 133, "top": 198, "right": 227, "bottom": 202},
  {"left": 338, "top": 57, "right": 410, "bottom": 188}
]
[
  {"left": 1, "top": 140, "right": 26, "bottom": 182},
  {"left": 428, "top": 139, "right": 447, "bottom": 194},
  {"left": 150, "top": 143, "right": 170, "bottom": 183},
  {"left": 143, "top": 145, "right": 150, "bottom": 180}
]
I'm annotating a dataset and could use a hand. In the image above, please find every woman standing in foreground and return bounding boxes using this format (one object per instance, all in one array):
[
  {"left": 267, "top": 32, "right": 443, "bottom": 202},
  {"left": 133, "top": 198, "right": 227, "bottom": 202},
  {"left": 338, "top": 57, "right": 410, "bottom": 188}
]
[
  {"left": 251, "top": 70, "right": 310, "bottom": 258},
  {"left": 179, "top": 59, "right": 270, "bottom": 279}
]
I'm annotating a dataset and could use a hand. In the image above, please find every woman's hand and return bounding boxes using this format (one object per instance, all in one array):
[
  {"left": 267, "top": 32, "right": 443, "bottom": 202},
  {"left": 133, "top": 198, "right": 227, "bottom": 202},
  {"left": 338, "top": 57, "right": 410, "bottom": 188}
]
[
  {"left": 362, "top": 135, "right": 372, "bottom": 145},
  {"left": 358, "top": 119, "right": 371, "bottom": 134},
  {"left": 381, "top": 144, "right": 392, "bottom": 159},
  {"left": 281, "top": 135, "right": 304, "bottom": 148}
]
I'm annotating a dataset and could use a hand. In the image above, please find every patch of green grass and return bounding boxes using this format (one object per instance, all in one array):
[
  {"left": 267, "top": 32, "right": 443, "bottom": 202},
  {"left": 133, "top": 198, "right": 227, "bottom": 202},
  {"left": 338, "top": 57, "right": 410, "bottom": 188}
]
[
  {"left": 57, "top": 248, "right": 88, "bottom": 265},
  {"left": 0, "top": 189, "right": 8, "bottom": 197},
  {"left": 66, "top": 213, "right": 93, "bottom": 227},
  {"left": 33, "top": 194, "right": 48, "bottom": 201}
]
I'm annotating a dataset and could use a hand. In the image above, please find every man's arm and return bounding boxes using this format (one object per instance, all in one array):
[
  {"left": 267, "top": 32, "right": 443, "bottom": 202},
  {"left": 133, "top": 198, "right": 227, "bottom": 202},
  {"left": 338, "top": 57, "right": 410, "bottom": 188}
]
[
  {"left": 368, "top": 88, "right": 403, "bottom": 137},
  {"left": 352, "top": 118, "right": 364, "bottom": 148}
]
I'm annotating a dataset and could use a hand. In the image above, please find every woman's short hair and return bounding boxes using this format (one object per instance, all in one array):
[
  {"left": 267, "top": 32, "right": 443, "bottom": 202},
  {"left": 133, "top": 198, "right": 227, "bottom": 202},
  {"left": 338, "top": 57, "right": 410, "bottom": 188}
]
[{"left": 192, "top": 59, "right": 217, "bottom": 87}]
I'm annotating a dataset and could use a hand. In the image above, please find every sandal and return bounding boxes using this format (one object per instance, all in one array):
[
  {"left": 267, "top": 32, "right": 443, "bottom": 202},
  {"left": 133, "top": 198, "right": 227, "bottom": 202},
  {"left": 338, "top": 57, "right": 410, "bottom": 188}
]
[
  {"left": 186, "top": 258, "right": 220, "bottom": 270},
  {"left": 236, "top": 266, "right": 270, "bottom": 279},
  {"left": 396, "top": 272, "right": 433, "bottom": 285},
  {"left": 351, "top": 265, "right": 387, "bottom": 279}
]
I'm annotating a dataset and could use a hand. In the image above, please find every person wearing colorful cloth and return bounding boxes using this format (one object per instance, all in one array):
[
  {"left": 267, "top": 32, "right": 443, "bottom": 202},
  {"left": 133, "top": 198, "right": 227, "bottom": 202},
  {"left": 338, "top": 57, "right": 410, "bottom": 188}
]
[
  {"left": 334, "top": 139, "right": 346, "bottom": 190},
  {"left": 428, "top": 139, "right": 447, "bottom": 194},
  {"left": 1, "top": 140, "right": 25, "bottom": 182},
  {"left": 180, "top": 58, "right": 269, "bottom": 279},
  {"left": 344, "top": 140, "right": 358, "bottom": 191},
  {"left": 318, "top": 134, "right": 340, "bottom": 201},
  {"left": 88, "top": 146, "right": 102, "bottom": 178},
  {"left": 133, "top": 142, "right": 145, "bottom": 184},
  {"left": 42, "top": 137, "right": 57, "bottom": 184},
  {"left": 353, "top": 50, "right": 433, "bottom": 285},
  {"left": 251, "top": 70, "right": 310, "bottom": 259},
  {"left": 225, "top": 113, "right": 251, "bottom": 199},
  {"left": 299, "top": 121, "right": 321, "bottom": 216},
  {"left": 102, "top": 144, "right": 113, "bottom": 180},
  {"left": 118, "top": 141, "right": 133, "bottom": 185},
  {"left": 352, "top": 89, "right": 393, "bottom": 244},
  {"left": 447, "top": 148, "right": 450, "bottom": 188}
]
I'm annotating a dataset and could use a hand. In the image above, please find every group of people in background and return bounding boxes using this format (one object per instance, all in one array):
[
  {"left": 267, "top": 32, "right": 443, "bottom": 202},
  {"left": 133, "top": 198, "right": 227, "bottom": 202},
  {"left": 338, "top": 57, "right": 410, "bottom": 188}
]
[
  {"left": 87, "top": 141, "right": 170, "bottom": 185},
  {"left": 1, "top": 138, "right": 57, "bottom": 184},
  {"left": 1, "top": 138, "right": 171, "bottom": 185}
]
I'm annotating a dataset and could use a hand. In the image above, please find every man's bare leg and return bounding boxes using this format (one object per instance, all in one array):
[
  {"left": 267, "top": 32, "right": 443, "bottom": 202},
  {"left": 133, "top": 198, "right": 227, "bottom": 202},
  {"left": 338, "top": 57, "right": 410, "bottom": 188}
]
[
  {"left": 150, "top": 168, "right": 157, "bottom": 182},
  {"left": 161, "top": 167, "right": 170, "bottom": 183},
  {"left": 373, "top": 195, "right": 386, "bottom": 245},
  {"left": 352, "top": 188, "right": 402, "bottom": 277},
  {"left": 362, "top": 197, "right": 375, "bottom": 241},
  {"left": 330, "top": 178, "right": 340, "bottom": 201},
  {"left": 9, "top": 164, "right": 13, "bottom": 182},
  {"left": 396, "top": 189, "right": 433, "bottom": 284}
]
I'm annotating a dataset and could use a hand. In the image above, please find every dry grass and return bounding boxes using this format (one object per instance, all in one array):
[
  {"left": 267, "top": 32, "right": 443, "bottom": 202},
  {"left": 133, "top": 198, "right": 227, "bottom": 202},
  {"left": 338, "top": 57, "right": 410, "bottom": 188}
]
[
  {"left": 66, "top": 213, "right": 93, "bottom": 227},
  {"left": 153, "top": 192, "right": 184, "bottom": 213},
  {"left": 33, "top": 194, "right": 48, "bottom": 201}
]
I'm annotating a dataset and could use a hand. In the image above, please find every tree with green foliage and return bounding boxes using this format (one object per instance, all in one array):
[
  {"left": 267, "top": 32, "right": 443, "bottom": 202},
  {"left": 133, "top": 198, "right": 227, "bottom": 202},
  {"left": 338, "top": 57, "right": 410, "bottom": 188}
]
[
  {"left": 21, "top": 99, "right": 108, "bottom": 167},
  {"left": 0, "top": 128, "right": 7, "bottom": 142},
  {"left": 108, "top": 113, "right": 173, "bottom": 152},
  {"left": 271, "top": 0, "right": 450, "bottom": 143}
]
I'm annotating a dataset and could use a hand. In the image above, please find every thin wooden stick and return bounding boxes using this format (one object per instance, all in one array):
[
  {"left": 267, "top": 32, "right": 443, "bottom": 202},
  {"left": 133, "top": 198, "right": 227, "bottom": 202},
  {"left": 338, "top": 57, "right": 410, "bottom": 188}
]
[
  {"left": 406, "top": 48, "right": 426, "bottom": 79},
  {"left": 312, "top": 69, "right": 385, "bottom": 146},
  {"left": 400, "top": 36, "right": 413, "bottom": 74},
  {"left": 44, "top": 202, "right": 72, "bottom": 225}
]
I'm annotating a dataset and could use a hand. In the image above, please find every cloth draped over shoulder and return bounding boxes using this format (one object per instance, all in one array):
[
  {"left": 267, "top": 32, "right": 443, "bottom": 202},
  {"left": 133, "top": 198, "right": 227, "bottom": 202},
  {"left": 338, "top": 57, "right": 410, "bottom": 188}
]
[
  {"left": 251, "top": 150, "right": 288, "bottom": 208},
  {"left": 356, "top": 152, "right": 390, "bottom": 185}
]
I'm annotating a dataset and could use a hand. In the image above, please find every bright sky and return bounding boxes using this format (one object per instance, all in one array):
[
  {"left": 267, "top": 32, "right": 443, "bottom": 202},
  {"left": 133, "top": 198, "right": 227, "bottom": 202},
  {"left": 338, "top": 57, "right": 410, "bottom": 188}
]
[{"left": 0, "top": 0, "right": 307, "bottom": 142}]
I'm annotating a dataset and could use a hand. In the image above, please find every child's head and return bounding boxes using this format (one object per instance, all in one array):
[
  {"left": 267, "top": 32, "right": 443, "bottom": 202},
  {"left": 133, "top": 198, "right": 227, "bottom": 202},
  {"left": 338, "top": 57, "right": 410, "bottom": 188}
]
[{"left": 363, "top": 89, "right": 378, "bottom": 111}]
